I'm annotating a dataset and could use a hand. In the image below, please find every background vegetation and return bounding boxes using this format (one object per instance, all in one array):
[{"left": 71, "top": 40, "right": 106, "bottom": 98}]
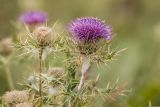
[{"left": 0, "top": 0, "right": 160, "bottom": 107}]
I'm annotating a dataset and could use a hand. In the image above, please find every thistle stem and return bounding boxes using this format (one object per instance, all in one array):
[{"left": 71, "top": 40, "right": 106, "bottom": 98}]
[
  {"left": 69, "top": 99, "right": 76, "bottom": 107},
  {"left": 4, "top": 64, "right": 14, "bottom": 90},
  {"left": 66, "top": 62, "right": 77, "bottom": 107},
  {"left": 78, "top": 74, "right": 85, "bottom": 90},
  {"left": 69, "top": 100, "right": 71, "bottom": 107},
  {"left": 39, "top": 47, "right": 43, "bottom": 107},
  {"left": 78, "top": 56, "right": 90, "bottom": 90}
]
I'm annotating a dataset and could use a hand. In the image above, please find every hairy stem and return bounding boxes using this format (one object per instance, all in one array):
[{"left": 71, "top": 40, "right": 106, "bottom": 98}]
[
  {"left": 78, "top": 56, "right": 90, "bottom": 90},
  {"left": 39, "top": 47, "right": 43, "bottom": 107},
  {"left": 5, "top": 64, "right": 14, "bottom": 90}
]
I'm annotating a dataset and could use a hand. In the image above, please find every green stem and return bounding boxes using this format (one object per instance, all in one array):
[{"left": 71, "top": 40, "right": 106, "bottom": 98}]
[
  {"left": 64, "top": 50, "right": 77, "bottom": 107},
  {"left": 67, "top": 63, "right": 76, "bottom": 91},
  {"left": 67, "top": 62, "right": 77, "bottom": 107},
  {"left": 39, "top": 47, "right": 43, "bottom": 107},
  {"left": 5, "top": 64, "right": 14, "bottom": 90}
]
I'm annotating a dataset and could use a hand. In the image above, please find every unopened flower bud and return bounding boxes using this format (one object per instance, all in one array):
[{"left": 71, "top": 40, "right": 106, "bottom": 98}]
[
  {"left": 2, "top": 90, "right": 29, "bottom": 104},
  {"left": 0, "top": 38, "right": 13, "bottom": 55},
  {"left": 33, "top": 26, "right": 52, "bottom": 47}
]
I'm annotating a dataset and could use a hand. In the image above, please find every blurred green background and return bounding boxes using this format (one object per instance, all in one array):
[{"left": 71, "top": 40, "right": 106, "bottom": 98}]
[{"left": 0, "top": 0, "right": 160, "bottom": 107}]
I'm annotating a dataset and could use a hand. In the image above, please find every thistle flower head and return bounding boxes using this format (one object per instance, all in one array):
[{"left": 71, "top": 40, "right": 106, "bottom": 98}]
[
  {"left": 20, "top": 11, "right": 47, "bottom": 25},
  {"left": 33, "top": 26, "right": 52, "bottom": 47},
  {"left": 68, "top": 17, "right": 112, "bottom": 43},
  {"left": 2, "top": 90, "right": 29, "bottom": 104},
  {"left": 15, "top": 102, "right": 31, "bottom": 107}
]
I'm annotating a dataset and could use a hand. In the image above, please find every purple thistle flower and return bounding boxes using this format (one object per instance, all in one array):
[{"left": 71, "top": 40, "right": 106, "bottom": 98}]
[
  {"left": 68, "top": 17, "right": 113, "bottom": 42},
  {"left": 19, "top": 11, "right": 48, "bottom": 25}
]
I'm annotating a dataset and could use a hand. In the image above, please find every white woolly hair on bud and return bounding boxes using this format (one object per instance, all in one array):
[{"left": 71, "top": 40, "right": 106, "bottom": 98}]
[
  {"left": 48, "top": 87, "right": 59, "bottom": 96},
  {"left": 33, "top": 26, "right": 52, "bottom": 46}
]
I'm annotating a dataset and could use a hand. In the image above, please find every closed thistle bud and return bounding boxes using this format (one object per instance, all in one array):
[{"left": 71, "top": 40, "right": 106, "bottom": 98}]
[
  {"left": 2, "top": 90, "right": 29, "bottom": 104},
  {"left": 0, "top": 38, "right": 13, "bottom": 55},
  {"left": 33, "top": 26, "right": 52, "bottom": 47},
  {"left": 15, "top": 102, "right": 31, "bottom": 107}
]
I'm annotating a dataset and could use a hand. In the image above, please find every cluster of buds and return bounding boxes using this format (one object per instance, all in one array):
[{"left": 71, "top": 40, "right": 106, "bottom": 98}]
[{"left": 8, "top": 12, "right": 126, "bottom": 107}]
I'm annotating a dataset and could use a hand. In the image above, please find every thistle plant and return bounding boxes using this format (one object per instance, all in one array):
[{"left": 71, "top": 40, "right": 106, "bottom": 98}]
[
  {"left": 68, "top": 17, "right": 113, "bottom": 90},
  {"left": 14, "top": 19, "right": 65, "bottom": 106},
  {"left": 63, "top": 17, "right": 124, "bottom": 107},
  {"left": 34, "top": 26, "right": 53, "bottom": 106},
  {"left": 1, "top": 15, "right": 127, "bottom": 107},
  {"left": 18, "top": 25, "right": 53, "bottom": 107}
]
